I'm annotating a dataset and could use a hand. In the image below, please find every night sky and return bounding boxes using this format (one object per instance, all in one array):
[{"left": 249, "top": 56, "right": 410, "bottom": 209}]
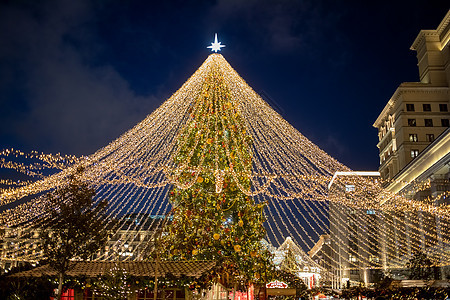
[{"left": 0, "top": 1, "right": 449, "bottom": 172}]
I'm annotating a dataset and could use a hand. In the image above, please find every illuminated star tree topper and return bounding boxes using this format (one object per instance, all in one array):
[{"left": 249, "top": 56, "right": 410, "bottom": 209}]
[{"left": 207, "top": 33, "right": 225, "bottom": 52}]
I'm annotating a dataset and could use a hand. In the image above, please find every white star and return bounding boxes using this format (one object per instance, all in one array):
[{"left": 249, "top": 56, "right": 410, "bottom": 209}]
[{"left": 207, "top": 33, "right": 225, "bottom": 52}]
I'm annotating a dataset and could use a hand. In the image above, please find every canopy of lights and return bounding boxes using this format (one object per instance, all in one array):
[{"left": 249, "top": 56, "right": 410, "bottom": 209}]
[{"left": 0, "top": 53, "right": 449, "bottom": 277}]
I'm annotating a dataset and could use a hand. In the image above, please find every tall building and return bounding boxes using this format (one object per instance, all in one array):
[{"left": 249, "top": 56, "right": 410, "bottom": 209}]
[
  {"left": 373, "top": 10, "right": 450, "bottom": 279},
  {"left": 373, "top": 10, "right": 450, "bottom": 183},
  {"left": 328, "top": 171, "right": 383, "bottom": 289}
]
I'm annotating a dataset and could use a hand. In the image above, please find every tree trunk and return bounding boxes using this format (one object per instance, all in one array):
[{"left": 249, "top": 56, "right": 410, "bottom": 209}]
[
  {"left": 232, "top": 283, "right": 236, "bottom": 300},
  {"left": 153, "top": 275, "right": 158, "bottom": 300},
  {"left": 57, "top": 272, "right": 64, "bottom": 300},
  {"left": 153, "top": 256, "right": 159, "bottom": 300}
]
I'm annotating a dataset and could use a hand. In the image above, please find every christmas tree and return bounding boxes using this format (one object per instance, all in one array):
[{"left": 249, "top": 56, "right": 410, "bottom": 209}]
[
  {"left": 159, "top": 54, "right": 273, "bottom": 287},
  {"left": 280, "top": 246, "right": 299, "bottom": 274}
]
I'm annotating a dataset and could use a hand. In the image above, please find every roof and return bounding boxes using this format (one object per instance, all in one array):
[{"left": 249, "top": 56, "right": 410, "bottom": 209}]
[
  {"left": 276, "top": 237, "right": 323, "bottom": 272},
  {"left": 390, "top": 280, "right": 450, "bottom": 288},
  {"left": 11, "top": 260, "right": 216, "bottom": 278},
  {"left": 372, "top": 86, "right": 448, "bottom": 128},
  {"left": 308, "top": 234, "right": 330, "bottom": 258},
  {"left": 411, "top": 10, "right": 450, "bottom": 50},
  {"left": 328, "top": 171, "right": 380, "bottom": 189}
]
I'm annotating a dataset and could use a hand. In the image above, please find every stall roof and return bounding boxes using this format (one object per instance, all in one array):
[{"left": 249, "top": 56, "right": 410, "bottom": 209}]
[{"left": 11, "top": 260, "right": 216, "bottom": 278}]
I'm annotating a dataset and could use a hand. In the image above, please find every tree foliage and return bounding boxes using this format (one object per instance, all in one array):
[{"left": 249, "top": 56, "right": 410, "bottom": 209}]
[
  {"left": 159, "top": 61, "right": 273, "bottom": 288},
  {"left": 41, "top": 166, "right": 108, "bottom": 299},
  {"left": 0, "top": 266, "right": 53, "bottom": 300},
  {"left": 273, "top": 269, "right": 307, "bottom": 290},
  {"left": 93, "top": 264, "right": 134, "bottom": 300},
  {"left": 407, "top": 250, "right": 433, "bottom": 280},
  {"left": 280, "top": 246, "right": 299, "bottom": 274}
]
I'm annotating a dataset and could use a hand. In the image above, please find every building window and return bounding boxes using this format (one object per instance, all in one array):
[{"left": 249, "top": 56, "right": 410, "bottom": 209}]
[
  {"left": 409, "top": 134, "right": 418, "bottom": 142},
  {"left": 426, "top": 134, "right": 435, "bottom": 142},
  {"left": 440, "top": 104, "right": 448, "bottom": 112},
  {"left": 406, "top": 104, "right": 415, "bottom": 111},
  {"left": 422, "top": 104, "right": 431, "bottom": 111},
  {"left": 59, "top": 289, "right": 74, "bottom": 300},
  {"left": 348, "top": 254, "right": 358, "bottom": 262},
  {"left": 411, "top": 149, "right": 419, "bottom": 158},
  {"left": 350, "top": 269, "right": 360, "bottom": 275},
  {"left": 408, "top": 119, "right": 416, "bottom": 126},
  {"left": 442, "top": 119, "right": 449, "bottom": 127},
  {"left": 366, "top": 209, "right": 376, "bottom": 215},
  {"left": 424, "top": 119, "right": 433, "bottom": 127},
  {"left": 369, "top": 255, "right": 380, "bottom": 263},
  {"left": 345, "top": 185, "right": 355, "bottom": 192}
]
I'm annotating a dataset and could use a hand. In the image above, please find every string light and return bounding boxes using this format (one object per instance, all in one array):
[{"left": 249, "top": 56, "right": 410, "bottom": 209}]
[{"left": 0, "top": 54, "right": 448, "bottom": 275}]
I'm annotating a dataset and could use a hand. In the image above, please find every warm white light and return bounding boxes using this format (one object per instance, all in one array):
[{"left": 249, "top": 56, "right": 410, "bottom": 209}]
[{"left": 0, "top": 51, "right": 448, "bottom": 271}]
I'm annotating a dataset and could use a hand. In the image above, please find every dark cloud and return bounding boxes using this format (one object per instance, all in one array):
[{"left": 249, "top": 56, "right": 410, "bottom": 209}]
[
  {"left": 0, "top": 0, "right": 448, "bottom": 171},
  {"left": 323, "top": 135, "right": 348, "bottom": 160},
  {"left": 208, "top": 0, "right": 342, "bottom": 53},
  {"left": 0, "top": 0, "right": 159, "bottom": 155}
]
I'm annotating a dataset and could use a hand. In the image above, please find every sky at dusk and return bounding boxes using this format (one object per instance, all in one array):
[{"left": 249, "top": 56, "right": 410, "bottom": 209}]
[{"left": 0, "top": 0, "right": 449, "bottom": 172}]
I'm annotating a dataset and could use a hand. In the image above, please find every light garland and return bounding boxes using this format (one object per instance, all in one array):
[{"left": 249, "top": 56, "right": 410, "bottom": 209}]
[{"left": 0, "top": 54, "right": 448, "bottom": 276}]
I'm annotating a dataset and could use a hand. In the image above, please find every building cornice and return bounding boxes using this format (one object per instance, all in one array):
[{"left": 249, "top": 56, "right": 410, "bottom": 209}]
[
  {"left": 373, "top": 86, "right": 449, "bottom": 128},
  {"left": 436, "top": 10, "right": 450, "bottom": 37},
  {"left": 374, "top": 98, "right": 394, "bottom": 128},
  {"left": 376, "top": 128, "right": 394, "bottom": 149},
  {"left": 411, "top": 10, "right": 450, "bottom": 51},
  {"left": 410, "top": 30, "right": 439, "bottom": 51}
]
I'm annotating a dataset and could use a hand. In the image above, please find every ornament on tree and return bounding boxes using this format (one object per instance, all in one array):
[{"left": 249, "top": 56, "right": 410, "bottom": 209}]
[
  {"left": 215, "top": 169, "right": 225, "bottom": 193},
  {"left": 160, "top": 57, "right": 273, "bottom": 288}
]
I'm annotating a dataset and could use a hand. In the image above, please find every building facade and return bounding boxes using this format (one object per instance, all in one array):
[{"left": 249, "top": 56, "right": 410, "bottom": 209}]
[
  {"left": 0, "top": 213, "right": 165, "bottom": 273},
  {"left": 373, "top": 10, "right": 450, "bottom": 279},
  {"left": 328, "top": 172, "right": 383, "bottom": 289},
  {"left": 373, "top": 10, "right": 450, "bottom": 183}
]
